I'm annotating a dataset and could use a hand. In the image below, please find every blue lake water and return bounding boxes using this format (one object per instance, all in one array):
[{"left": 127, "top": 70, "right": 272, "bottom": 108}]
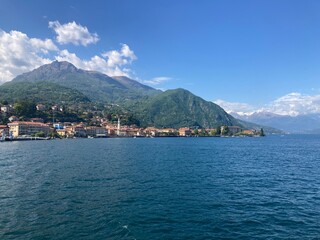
[{"left": 1, "top": 135, "right": 320, "bottom": 239}]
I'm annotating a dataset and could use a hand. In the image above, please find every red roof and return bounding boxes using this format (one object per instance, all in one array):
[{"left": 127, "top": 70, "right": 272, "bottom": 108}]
[{"left": 8, "top": 121, "right": 49, "bottom": 127}]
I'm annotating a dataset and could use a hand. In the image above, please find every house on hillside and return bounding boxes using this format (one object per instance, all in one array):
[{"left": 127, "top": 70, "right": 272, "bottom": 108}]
[
  {"left": 36, "top": 104, "right": 46, "bottom": 111},
  {"left": 8, "top": 116, "right": 19, "bottom": 122},
  {"left": 1, "top": 105, "right": 13, "bottom": 113}
]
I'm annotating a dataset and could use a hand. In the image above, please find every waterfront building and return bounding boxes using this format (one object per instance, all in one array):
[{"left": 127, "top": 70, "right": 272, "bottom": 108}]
[
  {"left": 228, "top": 126, "right": 242, "bottom": 135},
  {"left": 85, "top": 126, "right": 107, "bottom": 137},
  {"left": 242, "top": 129, "right": 256, "bottom": 135},
  {"left": 8, "top": 121, "right": 50, "bottom": 137},
  {"left": 53, "top": 123, "right": 64, "bottom": 129},
  {"left": 0, "top": 125, "right": 9, "bottom": 137},
  {"left": 72, "top": 125, "right": 87, "bottom": 137},
  {"left": 56, "top": 129, "right": 67, "bottom": 137},
  {"left": 179, "top": 127, "right": 192, "bottom": 136},
  {"left": 144, "top": 127, "right": 158, "bottom": 137}
]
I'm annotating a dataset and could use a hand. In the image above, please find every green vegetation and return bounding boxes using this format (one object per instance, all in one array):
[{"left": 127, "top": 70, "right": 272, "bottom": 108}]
[
  {"left": 221, "top": 126, "right": 229, "bottom": 136},
  {"left": 216, "top": 126, "right": 221, "bottom": 135},
  {"left": 35, "top": 132, "right": 45, "bottom": 137},
  {"left": 0, "top": 61, "right": 275, "bottom": 133},
  {"left": 11, "top": 61, "right": 159, "bottom": 103},
  {"left": 13, "top": 100, "right": 37, "bottom": 119},
  {"left": 131, "top": 88, "right": 240, "bottom": 128},
  {"left": 0, "top": 81, "right": 90, "bottom": 104}
]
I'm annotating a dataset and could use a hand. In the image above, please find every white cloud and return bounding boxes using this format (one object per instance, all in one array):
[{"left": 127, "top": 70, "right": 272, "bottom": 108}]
[
  {"left": 0, "top": 26, "right": 137, "bottom": 81},
  {"left": 267, "top": 92, "right": 320, "bottom": 116},
  {"left": 49, "top": 21, "right": 99, "bottom": 46},
  {"left": 142, "top": 76, "right": 172, "bottom": 85},
  {"left": 30, "top": 38, "right": 58, "bottom": 53},
  {"left": 56, "top": 44, "right": 137, "bottom": 77},
  {"left": 0, "top": 29, "right": 58, "bottom": 83},
  {"left": 215, "top": 92, "right": 320, "bottom": 117},
  {"left": 102, "top": 44, "right": 137, "bottom": 67},
  {"left": 0, "top": 24, "right": 149, "bottom": 83},
  {"left": 214, "top": 99, "right": 258, "bottom": 115}
]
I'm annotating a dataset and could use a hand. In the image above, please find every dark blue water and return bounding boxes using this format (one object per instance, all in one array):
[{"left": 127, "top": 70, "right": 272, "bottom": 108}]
[{"left": 1, "top": 135, "right": 320, "bottom": 239}]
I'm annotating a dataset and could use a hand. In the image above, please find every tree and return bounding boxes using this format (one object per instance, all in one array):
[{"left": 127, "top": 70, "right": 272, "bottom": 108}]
[
  {"left": 221, "top": 126, "right": 229, "bottom": 136},
  {"left": 1, "top": 100, "right": 8, "bottom": 105},
  {"left": 216, "top": 126, "right": 221, "bottom": 135},
  {"left": 106, "top": 114, "right": 112, "bottom": 121},
  {"left": 194, "top": 129, "right": 199, "bottom": 136},
  {"left": 210, "top": 130, "right": 216, "bottom": 136},
  {"left": 13, "top": 100, "right": 37, "bottom": 118},
  {"left": 87, "top": 112, "right": 94, "bottom": 119},
  {"left": 35, "top": 131, "right": 45, "bottom": 137},
  {"left": 49, "top": 132, "right": 61, "bottom": 139},
  {"left": 260, "top": 128, "right": 265, "bottom": 137}
]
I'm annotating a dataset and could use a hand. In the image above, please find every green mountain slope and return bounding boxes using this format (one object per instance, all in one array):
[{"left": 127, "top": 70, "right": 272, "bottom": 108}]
[
  {"left": 4, "top": 61, "right": 276, "bottom": 131},
  {"left": 11, "top": 61, "right": 159, "bottom": 103},
  {"left": 0, "top": 81, "right": 90, "bottom": 104},
  {"left": 132, "top": 88, "right": 240, "bottom": 128}
]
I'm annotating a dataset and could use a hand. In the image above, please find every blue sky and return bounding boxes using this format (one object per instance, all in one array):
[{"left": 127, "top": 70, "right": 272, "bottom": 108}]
[{"left": 0, "top": 0, "right": 320, "bottom": 115}]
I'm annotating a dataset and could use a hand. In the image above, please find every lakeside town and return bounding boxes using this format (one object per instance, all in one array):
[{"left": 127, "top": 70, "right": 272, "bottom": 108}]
[{"left": 0, "top": 103, "right": 264, "bottom": 141}]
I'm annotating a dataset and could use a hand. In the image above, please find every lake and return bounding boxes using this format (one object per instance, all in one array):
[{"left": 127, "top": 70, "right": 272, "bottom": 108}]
[{"left": 1, "top": 135, "right": 320, "bottom": 239}]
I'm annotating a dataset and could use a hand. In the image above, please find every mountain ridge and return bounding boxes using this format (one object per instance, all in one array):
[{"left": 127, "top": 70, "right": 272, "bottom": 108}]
[
  {"left": 11, "top": 61, "right": 160, "bottom": 102},
  {"left": 2, "top": 61, "right": 276, "bottom": 132},
  {"left": 131, "top": 88, "right": 241, "bottom": 128}
]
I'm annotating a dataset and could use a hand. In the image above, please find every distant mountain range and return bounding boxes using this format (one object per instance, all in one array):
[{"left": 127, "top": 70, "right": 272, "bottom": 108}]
[
  {"left": 231, "top": 111, "right": 320, "bottom": 133},
  {"left": 0, "top": 61, "right": 278, "bottom": 131}
]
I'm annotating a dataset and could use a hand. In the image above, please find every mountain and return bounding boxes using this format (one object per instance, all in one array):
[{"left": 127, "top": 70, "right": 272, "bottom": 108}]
[
  {"left": 231, "top": 111, "right": 320, "bottom": 133},
  {"left": 4, "top": 61, "right": 266, "bottom": 130},
  {"left": 0, "top": 81, "right": 90, "bottom": 104},
  {"left": 11, "top": 61, "right": 160, "bottom": 103},
  {"left": 236, "top": 119, "right": 284, "bottom": 134},
  {"left": 132, "top": 88, "right": 240, "bottom": 128}
]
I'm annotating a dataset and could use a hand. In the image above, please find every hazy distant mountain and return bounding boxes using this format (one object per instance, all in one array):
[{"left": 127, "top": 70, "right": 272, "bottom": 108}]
[
  {"left": 11, "top": 61, "right": 160, "bottom": 102},
  {"left": 231, "top": 111, "right": 320, "bottom": 133}
]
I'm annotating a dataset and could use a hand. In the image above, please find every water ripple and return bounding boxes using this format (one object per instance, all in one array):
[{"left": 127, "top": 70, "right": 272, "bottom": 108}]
[{"left": 1, "top": 135, "right": 320, "bottom": 239}]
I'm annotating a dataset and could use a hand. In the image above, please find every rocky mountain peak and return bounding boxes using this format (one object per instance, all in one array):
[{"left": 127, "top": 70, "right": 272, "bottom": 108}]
[{"left": 40, "top": 61, "right": 78, "bottom": 73}]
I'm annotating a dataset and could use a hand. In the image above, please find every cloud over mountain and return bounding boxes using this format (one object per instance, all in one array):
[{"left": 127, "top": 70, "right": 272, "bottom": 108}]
[
  {"left": 214, "top": 99, "right": 257, "bottom": 115},
  {"left": 56, "top": 44, "right": 137, "bottom": 77},
  {"left": 0, "top": 29, "right": 58, "bottom": 83},
  {"left": 0, "top": 22, "right": 139, "bottom": 82},
  {"left": 102, "top": 44, "right": 137, "bottom": 67},
  {"left": 215, "top": 92, "right": 320, "bottom": 116},
  {"left": 142, "top": 77, "right": 172, "bottom": 85},
  {"left": 267, "top": 93, "right": 320, "bottom": 116}
]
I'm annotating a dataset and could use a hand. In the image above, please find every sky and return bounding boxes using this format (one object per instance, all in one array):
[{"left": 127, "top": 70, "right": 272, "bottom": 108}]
[{"left": 0, "top": 0, "right": 320, "bottom": 116}]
